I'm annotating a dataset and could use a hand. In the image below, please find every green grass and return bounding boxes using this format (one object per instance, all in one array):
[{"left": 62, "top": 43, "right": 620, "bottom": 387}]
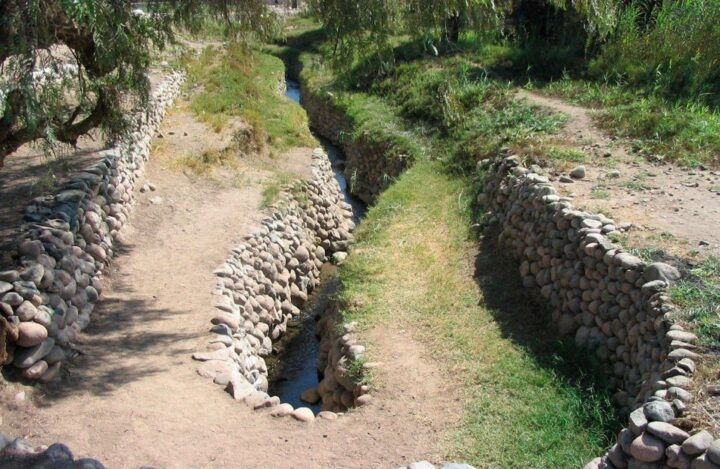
[
  {"left": 546, "top": 147, "right": 586, "bottom": 164},
  {"left": 536, "top": 77, "right": 720, "bottom": 168},
  {"left": 172, "top": 148, "right": 239, "bottom": 174},
  {"left": 260, "top": 172, "right": 302, "bottom": 208},
  {"left": 591, "top": 186, "right": 610, "bottom": 199},
  {"left": 460, "top": 40, "right": 720, "bottom": 169},
  {"left": 622, "top": 180, "right": 650, "bottom": 192},
  {"left": 670, "top": 257, "right": 720, "bottom": 348},
  {"left": 368, "top": 58, "right": 567, "bottom": 174},
  {"left": 184, "top": 45, "right": 315, "bottom": 154},
  {"left": 294, "top": 49, "right": 428, "bottom": 166},
  {"left": 338, "top": 161, "right": 618, "bottom": 467}
]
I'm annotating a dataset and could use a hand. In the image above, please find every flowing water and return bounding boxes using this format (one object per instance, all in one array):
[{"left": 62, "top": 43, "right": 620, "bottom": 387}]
[{"left": 266, "top": 78, "right": 365, "bottom": 411}]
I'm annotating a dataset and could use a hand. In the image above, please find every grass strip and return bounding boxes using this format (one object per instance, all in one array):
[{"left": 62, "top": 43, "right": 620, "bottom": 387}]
[{"left": 338, "top": 160, "right": 618, "bottom": 467}]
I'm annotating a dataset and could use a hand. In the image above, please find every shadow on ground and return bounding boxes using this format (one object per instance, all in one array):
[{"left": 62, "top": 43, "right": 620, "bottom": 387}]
[
  {"left": 0, "top": 148, "right": 103, "bottom": 268},
  {"left": 4, "top": 238, "right": 201, "bottom": 402},
  {"left": 472, "top": 228, "right": 622, "bottom": 434}
]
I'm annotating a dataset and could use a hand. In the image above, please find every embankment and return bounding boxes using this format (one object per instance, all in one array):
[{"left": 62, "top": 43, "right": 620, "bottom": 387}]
[
  {"left": 194, "top": 149, "right": 371, "bottom": 418},
  {"left": 480, "top": 154, "right": 714, "bottom": 468}
]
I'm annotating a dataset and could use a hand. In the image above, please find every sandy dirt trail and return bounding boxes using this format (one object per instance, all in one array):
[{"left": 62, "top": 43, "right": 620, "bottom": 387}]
[
  {"left": 1, "top": 114, "right": 462, "bottom": 468},
  {"left": 517, "top": 89, "right": 720, "bottom": 258}
]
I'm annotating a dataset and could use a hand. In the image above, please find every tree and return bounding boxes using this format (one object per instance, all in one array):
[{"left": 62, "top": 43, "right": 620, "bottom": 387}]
[
  {"left": 0, "top": 0, "right": 278, "bottom": 168},
  {"left": 308, "top": 0, "right": 620, "bottom": 67}
]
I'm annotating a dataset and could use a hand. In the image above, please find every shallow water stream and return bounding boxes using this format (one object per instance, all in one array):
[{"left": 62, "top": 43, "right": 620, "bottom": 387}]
[{"left": 266, "top": 78, "right": 365, "bottom": 411}]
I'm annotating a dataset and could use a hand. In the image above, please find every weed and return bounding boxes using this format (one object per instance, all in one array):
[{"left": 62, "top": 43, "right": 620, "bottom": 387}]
[
  {"left": 591, "top": 186, "right": 611, "bottom": 199},
  {"left": 546, "top": 147, "right": 586, "bottom": 164},
  {"left": 346, "top": 356, "right": 370, "bottom": 385},
  {"left": 622, "top": 180, "right": 650, "bottom": 192},
  {"left": 260, "top": 172, "right": 300, "bottom": 208},
  {"left": 536, "top": 77, "right": 720, "bottom": 168},
  {"left": 670, "top": 257, "right": 720, "bottom": 347},
  {"left": 628, "top": 247, "right": 667, "bottom": 263},
  {"left": 172, "top": 148, "right": 238, "bottom": 175}
]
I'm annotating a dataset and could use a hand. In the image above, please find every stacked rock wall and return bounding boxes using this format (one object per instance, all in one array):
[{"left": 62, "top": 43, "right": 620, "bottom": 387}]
[
  {"left": 0, "top": 72, "right": 185, "bottom": 381},
  {"left": 194, "top": 148, "right": 370, "bottom": 416},
  {"left": 479, "top": 155, "right": 716, "bottom": 468},
  {"left": 315, "top": 304, "right": 372, "bottom": 411},
  {"left": 298, "top": 79, "right": 411, "bottom": 205}
]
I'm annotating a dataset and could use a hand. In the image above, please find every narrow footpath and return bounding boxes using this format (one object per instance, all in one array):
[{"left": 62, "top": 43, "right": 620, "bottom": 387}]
[{"left": 517, "top": 89, "right": 720, "bottom": 258}]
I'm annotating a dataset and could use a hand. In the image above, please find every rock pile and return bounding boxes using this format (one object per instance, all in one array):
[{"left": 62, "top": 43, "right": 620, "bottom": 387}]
[
  {"left": 479, "top": 155, "right": 714, "bottom": 468},
  {"left": 194, "top": 148, "right": 370, "bottom": 418},
  {"left": 0, "top": 73, "right": 185, "bottom": 381},
  {"left": 0, "top": 433, "right": 105, "bottom": 468}
]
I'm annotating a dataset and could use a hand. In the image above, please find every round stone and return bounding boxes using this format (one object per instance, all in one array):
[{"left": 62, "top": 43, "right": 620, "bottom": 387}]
[
  {"left": 16, "top": 322, "right": 48, "bottom": 347},
  {"left": 354, "top": 394, "right": 372, "bottom": 407},
  {"left": 211, "top": 313, "right": 239, "bottom": 332},
  {"left": 294, "top": 246, "right": 310, "bottom": 263},
  {"left": 317, "top": 411, "right": 338, "bottom": 421},
  {"left": 695, "top": 453, "right": 720, "bottom": 469},
  {"left": 300, "top": 387, "right": 320, "bottom": 405},
  {"left": 630, "top": 432, "right": 666, "bottom": 462},
  {"left": 2, "top": 292, "right": 24, "bottom": 307},
  {"left": 683, "top": 431, "right": 714, "bottom": 456},
  {"left": 644, "top": 400, "right": 675, "bottom": 422},
  {"left": 270, "top": 403, "right": 294, "bottom": 417},
  {"left": 13, "top": 338, "right": 55, "bottom": 368},
  {"left": 645, "top": 263, "right": 681, "bottom": 283},
  {"left": 408, "top": 462, "right": 435, "bottom": 469},
  {"left": 292, "top": 407, "right": 315, "bottom": 422},
  {"left": 22, "top": 359, "right": 48, "bottom": 379},
  {"left": 570, "top": 165, "right": 586, "bottom": 179},
  {"left": 708, "top": 440, "right": 720, "bottom": 465},
  {"left": 647, "top": 421, "right": 689, "bottom": 444},
  {"left": 15, "top": 301, "right": 38, "bottom": 321}
]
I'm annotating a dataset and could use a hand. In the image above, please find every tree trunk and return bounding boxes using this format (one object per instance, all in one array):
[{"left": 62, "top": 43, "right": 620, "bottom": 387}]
[{"left": 448, "top": 13, "right": 461, "bottom": 43}]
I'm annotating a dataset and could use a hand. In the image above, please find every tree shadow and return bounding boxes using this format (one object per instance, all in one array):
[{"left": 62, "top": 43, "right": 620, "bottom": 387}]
[
  {"left": 3, "top": 237, "right": 202, "bottom": 403},
  {"left": 0, "top": 147, "right": 105, "bottom": 268},
  {"left": 472, "top": 228, "right": 622, "bottom": 436}
]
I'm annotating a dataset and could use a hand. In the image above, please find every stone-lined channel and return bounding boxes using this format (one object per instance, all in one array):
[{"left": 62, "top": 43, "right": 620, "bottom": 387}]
[{"left": 265, "top": 78, "right": 365, "bottom": 411}]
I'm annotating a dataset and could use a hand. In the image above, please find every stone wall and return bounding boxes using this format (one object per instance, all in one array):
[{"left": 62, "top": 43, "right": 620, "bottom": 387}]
[
  {"left": 0, "top": 72, "right": 185, "bottom": 382},
  {"left": 298, "top": 80, "right": 411, "bottom": 205},
  {"left": 194, "top": 148, "right": 371, "bottom": 420},
  {"left": 315, "top": 298, "right": 371, "bottom": 411},
  {"left": 479, "top": 155, "right": 716, "bottom": 468}
]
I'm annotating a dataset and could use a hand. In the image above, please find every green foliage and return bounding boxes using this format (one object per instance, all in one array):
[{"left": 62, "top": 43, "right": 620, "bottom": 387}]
[
  {"left": 671, "top": 257, "right": 720, "bottom": 347},
  {"left": 297, "top": 50, "right": 426, "bottom": 165},
  {"left": 541, "top": 77, "right": 720, "bottom": 167},
  {"left": 592, "top": 0, "right": 720, "bottom": 107},
  {"left": 370, "top": 58, "right": 565, "bottom": 174},
  {"left": 185, "top": 45, "right": 315, "bottom": 152},
  {"left": 547, "top": 147, "right": 586, "bottom": 163},
  {"left": 0, "top": 0, "right": 280, "bottom": 166},
  {"left": 261, "top": 172, "right": 299, "bottom": 208}
]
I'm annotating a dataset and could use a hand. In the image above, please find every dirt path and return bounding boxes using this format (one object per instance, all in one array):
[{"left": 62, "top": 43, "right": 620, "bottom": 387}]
[
  {"left": 517, "top": 89, "right": 720, "bottom": 258},
  {"left": 1, "top": 108, "right": 462, "bottom": 468}
]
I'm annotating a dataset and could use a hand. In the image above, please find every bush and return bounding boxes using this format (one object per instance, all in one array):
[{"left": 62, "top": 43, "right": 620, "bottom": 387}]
[{"left": 592, "top": 0, "right": 720, "bottom": 107}]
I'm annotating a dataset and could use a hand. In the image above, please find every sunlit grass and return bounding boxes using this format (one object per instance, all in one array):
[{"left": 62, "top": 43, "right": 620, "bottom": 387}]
[
  {"left": 338, "top": 161, "right": 618, "bottom": 467},
  {"left": 671, "top": 257, "right": 720, "bottom": 348},
  {"left": 184, "top": 45, "right": 315, "bottom": 153}
]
